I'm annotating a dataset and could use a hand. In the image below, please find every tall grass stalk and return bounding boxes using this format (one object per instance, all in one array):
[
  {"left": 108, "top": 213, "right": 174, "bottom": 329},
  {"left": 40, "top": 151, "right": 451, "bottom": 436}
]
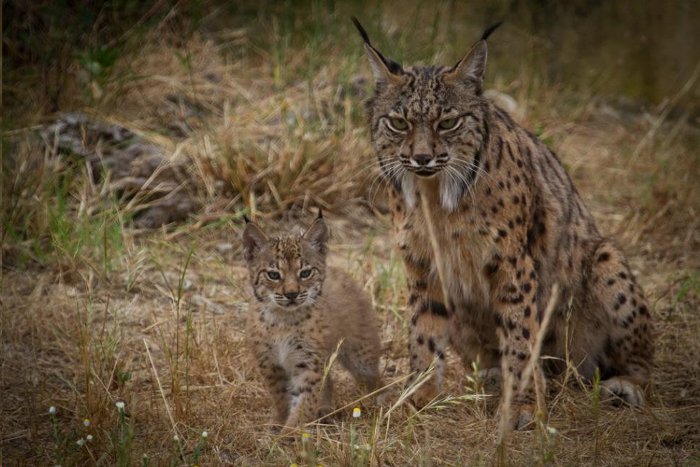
[{"left": 592, "top": 367, "right": 602, "bottom": 466}]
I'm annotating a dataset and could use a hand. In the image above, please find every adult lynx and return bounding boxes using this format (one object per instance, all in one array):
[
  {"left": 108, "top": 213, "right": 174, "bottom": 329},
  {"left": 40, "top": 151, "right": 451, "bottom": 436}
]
[{"left": 354, "top": 19, "right": 653, "bottom": 429}]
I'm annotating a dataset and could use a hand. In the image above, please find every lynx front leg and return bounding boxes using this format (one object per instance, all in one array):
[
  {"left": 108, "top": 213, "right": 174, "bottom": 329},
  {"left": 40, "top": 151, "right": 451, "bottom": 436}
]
[
  {"left": 341, "top": 344, "right": 382, "bottom": 392},
  {"left": 408, "top": 294, "right": 451, "bottom": 408},
  {"left": 488, "top": 252, "right": 544, "bottom": 430}
]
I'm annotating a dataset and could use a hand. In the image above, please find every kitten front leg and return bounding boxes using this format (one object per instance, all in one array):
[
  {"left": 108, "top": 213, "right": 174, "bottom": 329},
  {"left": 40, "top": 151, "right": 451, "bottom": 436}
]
[
  {"left": 284, "top": 356, "right": 331, "bottom": 427},
  {"left": 257, "top": 352, "right": 290, "bottom": 428},
  {"left": 489, "top": 251, "right": 544, "bottom": 430}
]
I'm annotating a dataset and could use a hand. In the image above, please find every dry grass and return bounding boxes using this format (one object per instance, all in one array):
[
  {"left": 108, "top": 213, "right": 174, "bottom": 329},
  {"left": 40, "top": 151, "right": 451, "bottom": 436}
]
[{"left": 2, "top": 3, "right": 700, "bottom": 465}]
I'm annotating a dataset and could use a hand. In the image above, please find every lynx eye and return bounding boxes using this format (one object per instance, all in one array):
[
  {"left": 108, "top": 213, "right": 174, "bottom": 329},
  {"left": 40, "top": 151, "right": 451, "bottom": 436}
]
[
  {"left": 437, "top": 117, "right": 461, "bottom": 131},
  {"left": 266, "top": 270, "right": 281, "bottom": 281},
  {"left": 386, "top": 117, "right": 409, "bottom": 133},
  {"left": 299, "top": 269, "right": 313, "bottom": 279}
]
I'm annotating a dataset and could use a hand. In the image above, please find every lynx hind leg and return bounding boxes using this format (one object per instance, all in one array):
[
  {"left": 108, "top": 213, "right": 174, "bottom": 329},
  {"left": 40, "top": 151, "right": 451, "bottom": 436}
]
[
  {"left": 340, "top": 338, "right": 397, "bottom": 406},
  {"left": 589, "top": 240, "right": 653, "bottom": 406},
  {"left": 340, "top": 343, "right": 382, "bottom": 391}
]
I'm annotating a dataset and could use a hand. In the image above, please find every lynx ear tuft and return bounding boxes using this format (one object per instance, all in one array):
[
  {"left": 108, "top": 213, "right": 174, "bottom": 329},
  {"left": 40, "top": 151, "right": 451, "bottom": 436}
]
[
  {"left": 481, "top": 21, "right": 503, "bottom": 41},
  {"left": 445, "top": 21, "right": 502, "bottom": 90},
  {"left": 351, "top": 17, "right": 371, "bottom": 45},
  {"left": 352, "top": 16, "right": 404, "bottom": 84}
]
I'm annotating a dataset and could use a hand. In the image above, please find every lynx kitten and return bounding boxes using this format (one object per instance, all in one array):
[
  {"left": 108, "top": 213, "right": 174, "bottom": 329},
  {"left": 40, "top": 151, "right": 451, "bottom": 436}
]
[{"left": 242, "top": 212, "right": 384, "bottom": 428}]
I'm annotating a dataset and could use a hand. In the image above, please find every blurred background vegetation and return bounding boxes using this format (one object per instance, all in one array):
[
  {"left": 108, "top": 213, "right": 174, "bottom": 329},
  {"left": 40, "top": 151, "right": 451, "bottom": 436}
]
[
  {"left": 3, "top": 0, "right": 699, "bottom": 126},
  {"left": 3, "top": 0, "right": 699, "bottom": 270}
]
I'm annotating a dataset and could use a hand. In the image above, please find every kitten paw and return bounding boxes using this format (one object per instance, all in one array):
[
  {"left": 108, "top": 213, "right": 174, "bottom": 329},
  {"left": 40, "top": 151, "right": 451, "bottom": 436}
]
[
  {"left": 375, "top": 388, "right": 395, "bottom": 407},
  {"left": 410, "top": 380, "right": 438, "bottom": 408}
]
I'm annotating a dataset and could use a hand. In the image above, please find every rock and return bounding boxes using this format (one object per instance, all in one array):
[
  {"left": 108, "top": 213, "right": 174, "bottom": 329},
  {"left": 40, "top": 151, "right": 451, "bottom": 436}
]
[
  {"left": 215, "top": 243, "right": 234, "bottom": 254},
  {"left": 164, "top": 272, "right": 193, "bottom": 292},
  {"left": 40, "top": 112, "right": 198, "bottom": 228},
  {"left": 190, "top": 294, "right": 225, "bottom": 315}
]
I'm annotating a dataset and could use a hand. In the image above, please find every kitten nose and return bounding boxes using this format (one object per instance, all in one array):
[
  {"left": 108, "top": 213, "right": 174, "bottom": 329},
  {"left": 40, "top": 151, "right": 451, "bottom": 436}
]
[
  {"left": 284, "top": 291, "right": 299, "bottom": 300},
  {"left": 413, "top": 154, "right": 433, "bottom": 166}
]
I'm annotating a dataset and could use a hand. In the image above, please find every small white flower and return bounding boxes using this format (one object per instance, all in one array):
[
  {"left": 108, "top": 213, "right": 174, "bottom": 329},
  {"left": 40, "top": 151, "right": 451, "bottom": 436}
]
[
  {"left": 173, "top": 435, "right": 180, "bottom": 442},
  {"left": 86, "top": 434, "right": 93, "bottom": 442},
  {"left": 115, "top": 401, "right": 126, "bottom": 411},
  {"left": 201, "top": 431, "right": 208, "bottom": 438},
  {"left": 49, "top": 406, "right": 57, "bottom": 415},
  {"left": 352, "top": 407, "right": 361, "bottom": 418},
  {"left": 76, "top": 438, "right": 85, "bottom": 447},
  {"left": 83, "top": 418, "right": 90, "bottom": 427},
  {"left": 546, "top": 425, "right": 558, "bottom": 436}
]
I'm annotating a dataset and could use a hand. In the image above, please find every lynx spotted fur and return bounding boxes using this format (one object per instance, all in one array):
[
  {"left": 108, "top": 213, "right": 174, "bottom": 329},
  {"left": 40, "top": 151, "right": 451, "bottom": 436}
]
[{"left": 354, "top": 19, "right": 653, "bottom": 429}]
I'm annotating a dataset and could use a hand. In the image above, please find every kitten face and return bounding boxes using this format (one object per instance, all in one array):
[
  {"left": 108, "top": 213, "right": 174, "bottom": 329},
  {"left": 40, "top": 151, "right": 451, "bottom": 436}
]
[{"left": 242, "top": 216, "right": 328, "bottom": 310}]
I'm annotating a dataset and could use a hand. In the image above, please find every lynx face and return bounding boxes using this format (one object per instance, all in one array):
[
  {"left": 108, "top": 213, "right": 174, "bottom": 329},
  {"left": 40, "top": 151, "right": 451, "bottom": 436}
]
[
  {"left": 370, "top": 69, "right": 487, "bottom": 177},
  {"left": 356, "top": 19, "right": 492, "bottom": 211},
  {"left": 242, "top": 216, "right": 329, "bottom": 310}
]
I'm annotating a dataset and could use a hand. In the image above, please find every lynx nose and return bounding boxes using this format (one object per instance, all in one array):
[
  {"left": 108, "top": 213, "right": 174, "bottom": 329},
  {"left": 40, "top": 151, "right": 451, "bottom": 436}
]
[
  {"left": 413, "top": 154, "right": 433, "bottom": 166},
  {"left": 284, "top": 291, "right": 299, "bottom": 301}
]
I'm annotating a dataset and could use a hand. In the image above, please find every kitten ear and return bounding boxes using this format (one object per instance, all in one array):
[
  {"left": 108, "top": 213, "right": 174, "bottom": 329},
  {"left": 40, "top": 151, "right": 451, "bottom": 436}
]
[
  {"left": 242, "top": 220, "right": 268, "bottom": 262},
  {"left": 352, "top": 17, "right": 404, "bottom": 85},
  {"left": 446, "top": 22, "right": 502, "bottom": 90},
  {"left": 303, "top": 211, "right": 329, "bottom": 255}
]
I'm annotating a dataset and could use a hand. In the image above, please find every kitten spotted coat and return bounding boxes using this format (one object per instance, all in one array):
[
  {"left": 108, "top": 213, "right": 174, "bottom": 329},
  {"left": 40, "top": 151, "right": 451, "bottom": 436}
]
[{"left": 242, "top": 213, "right": 384, "bottom": 429}]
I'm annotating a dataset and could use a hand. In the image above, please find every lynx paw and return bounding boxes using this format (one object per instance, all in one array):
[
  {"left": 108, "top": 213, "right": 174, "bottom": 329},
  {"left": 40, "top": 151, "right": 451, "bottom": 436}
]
[
  {"left": 501, "top": 402, "right": 536, "bottom": 431},
  {"left": 514, "top": 405, "right": 535, "bottom": 430},
  {"left": 600, "top": 377, "right": 645, "bottom": 407},
  {"left": 476, "top": 367, "right": 502, "bottom": 391}
]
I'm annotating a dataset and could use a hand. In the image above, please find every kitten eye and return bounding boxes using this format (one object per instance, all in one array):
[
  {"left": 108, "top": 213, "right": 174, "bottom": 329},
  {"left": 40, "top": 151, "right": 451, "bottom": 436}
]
[
  {"left": 437, "top": 117, "right": 461, "bottom": 131},
  {"left": 266, "top": 270, "right": 281, "bottom": 281},
  {"left": 299, "top": 269, "right": 313, "bottom": 279},
  {"left": 386, "top": 117, "right": 409, "bottom": 133}
]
